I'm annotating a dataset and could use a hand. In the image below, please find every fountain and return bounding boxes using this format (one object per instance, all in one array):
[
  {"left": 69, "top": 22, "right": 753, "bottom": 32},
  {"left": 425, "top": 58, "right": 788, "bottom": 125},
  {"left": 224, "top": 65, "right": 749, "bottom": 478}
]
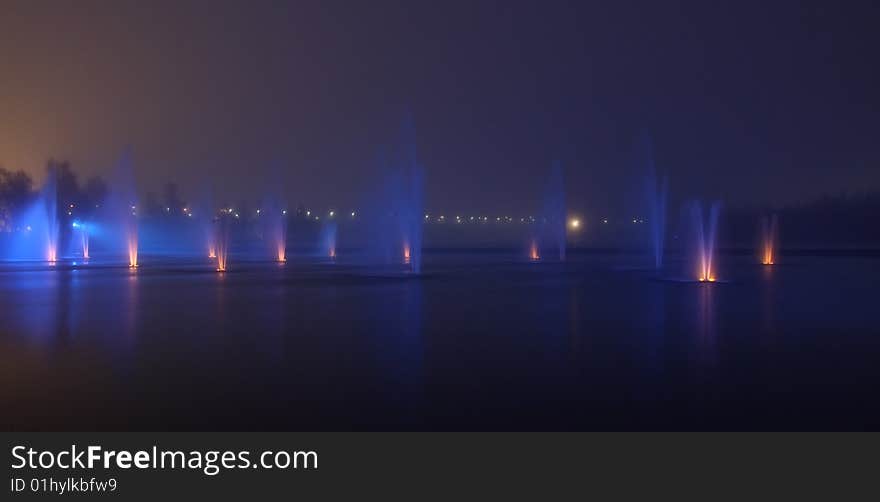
[
  {"left": 760, "top": 214, "right": 779, "bottom": 265},
  {"left": 214, "top": 215, "right": 230, "bottom": 272},
  {"left": 688, "top": 201, "right": 721, "bottom": 282},
  {"left": 360, "top": 115, "right": 425, "bottom": 274},
  {"left": 396, "top": 115, "right": 424, "bottom": 274},
  {"left": 127, "top": 213, "right": 138, "bottom": 268},
  {"left": 639, "top": 135, "right": 668, "bottom": 270},
  {"left": 262, "top": 200, "right": 287, "bottom": 262},
  {"left": 42, "top": 165, "right": 60, "bottom": 262},
  {"left": 321, "top": 221, "right": 337, "bottom": 259},
  {"left": 103, "top": 148, "right": 139, "bottom": 268},
  {"left": 4, "top": 166, "right": 59, "bottom": 262},
  {"left": 72, "top": 220, "right": 90, "bottom": 259},
  {"left": 540, "top": 161, "right": 566, "bottom": 261},
  {"left": 529, "top": 239, "right": 540, "bottom": 261}
]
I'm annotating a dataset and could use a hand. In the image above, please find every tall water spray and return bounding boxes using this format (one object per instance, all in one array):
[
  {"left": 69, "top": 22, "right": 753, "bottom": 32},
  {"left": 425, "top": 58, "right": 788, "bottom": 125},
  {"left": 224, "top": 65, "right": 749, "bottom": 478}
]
[
  {"left": 321, "top": 221, "right": 337, "bottom": 259},
  {"left": 639, "top": 135, "right": 668, "bottom": 270},
  {"left": 356, "top": 115, "right": 425, "bottom": 273},
  {"left": 760, "top": 214, "right": 779, "bottom": 265},
  {"left": 42, "top": 164, "right": 60, "bottom": 262},
  {"left": 541, "top": 161, "right": 566, "bottom": 261},
  {"left": 688, "top": 201, "right": 721, "bottom": 282},
  {"left": 397, "top": 114, "right": 425, "bottom": 274},
  {"left": 214, "top": 214, "right": 230, "bottom": 272},
  {"left": 79, "top": 225, "right": 90, "bottom": 259},
  {"left": 103, "top": 148, "right": 139, "bottom": 267},
  {"left": 262, "top": 200, "right": 287, "bottom": 262}
]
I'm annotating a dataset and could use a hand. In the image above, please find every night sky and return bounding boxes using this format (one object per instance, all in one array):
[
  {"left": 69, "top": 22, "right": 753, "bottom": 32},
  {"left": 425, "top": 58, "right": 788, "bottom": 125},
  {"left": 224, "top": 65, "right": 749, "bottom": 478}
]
[{"left": 1, "top": 1, "right": 878, "bottom": 216}]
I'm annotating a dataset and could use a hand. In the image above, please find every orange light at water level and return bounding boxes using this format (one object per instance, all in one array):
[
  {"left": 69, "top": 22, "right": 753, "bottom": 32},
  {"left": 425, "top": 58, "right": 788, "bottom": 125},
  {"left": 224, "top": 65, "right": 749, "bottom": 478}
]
[
  {"left": 529, "top": 241, "right": 540, "bottom": 261},
  {"left": 128, "top": 239, "right": 138, "bottom": 268},
  {"left": 277, "top": 246, "right": 287, "bottom": 263},
  {"left": 329, "top": 248, "right": 336, "bottom": 259},
  {"left": 762, "top": 246, "right": 774, "bottom": 266},
  {"left": 403, "top": 243, "right": 411, "bottom": 264}
]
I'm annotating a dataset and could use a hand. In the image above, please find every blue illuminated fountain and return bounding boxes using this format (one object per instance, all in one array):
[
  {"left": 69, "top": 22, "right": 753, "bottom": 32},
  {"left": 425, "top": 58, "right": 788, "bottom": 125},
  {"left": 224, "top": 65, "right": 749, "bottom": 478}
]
[
  {"left": 262, "top": 197, "right": 288, "bottom": 263},
  {"left": 101, "top": 148, "right": 139, "bottom": 267},
  {"left": 541, "top": 161, "right": 566, "bottom": 261},
  {"left": 640, "top": 135, "right": 668, "bottom": 270},
  {"left": 6, "top": 163, "right": 60, "bottom": 262},
  {"left": 529, "top": 161, "right": 565, "bottom": 262},
  {"left": 320, "top": 221, "right": 337, "bottom": 259},
  {"left": 396, "top": 114, "right": 425, "bottom": 274},
  {"left": 42, "top": 165, "right": 59, "bottom": 262},
  {"left": 361, "top": 114, "right": 425, "bottom": 274}
]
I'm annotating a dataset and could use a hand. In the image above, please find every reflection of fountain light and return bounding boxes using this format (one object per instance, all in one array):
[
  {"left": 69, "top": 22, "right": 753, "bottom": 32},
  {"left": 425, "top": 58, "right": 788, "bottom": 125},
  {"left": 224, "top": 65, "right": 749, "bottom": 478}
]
[{"left": 529, "top": 240, "right": 540, "bottom": 261}]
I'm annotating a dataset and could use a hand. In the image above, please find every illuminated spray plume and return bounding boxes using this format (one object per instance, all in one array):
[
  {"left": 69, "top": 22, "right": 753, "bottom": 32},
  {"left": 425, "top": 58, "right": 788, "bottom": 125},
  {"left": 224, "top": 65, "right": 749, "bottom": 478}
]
[
  {"left": 105, "top": 148, "right": 139, "bottom": 268},
  {"left": 761, "top": 214, "right": 779, "bottom": 265},
  {"left": 689, "top": 201, "right": 721, "bottom": 282},
  {"left": 321, "top": 221, "right": 337, "bottom": 259},
  {"left": 639, "top": 134, "right": 668, "bottom": 270},
  {"left": 529, "top": 240, "right": 540, "bottom": 261},
  {"left": 77, "top": 223, "right": 90, "bottom": 259},
  {"left": 214, "top": 216, "right": 231, "bottom": 272},
  {"left": 127, "top": 219, "right": 138, "bottom": 268},
  {"left": 43, "top": 164, "right": 59, "bottom": 262},
  {"left": 262, "top": 203, "right": 287, "bottom": 263},
  {"left": 541, "top": 161, "right": 566, "bottom": 261},
  {"left": 360, "top": 113, "right": 424, "bottom": 273}
]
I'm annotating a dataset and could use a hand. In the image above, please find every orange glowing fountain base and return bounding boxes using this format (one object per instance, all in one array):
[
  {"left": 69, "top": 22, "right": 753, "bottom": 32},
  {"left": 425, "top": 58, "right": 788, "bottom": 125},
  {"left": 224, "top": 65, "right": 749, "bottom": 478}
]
[
  {"left": 698, "top": 259, "right": 716, "bottom": 282},
  {"left": 329, "top": 248, "right": 336, "bottom": 259},
  {"left": 403, "top": 244, "right": 411, "bottom": 264},
  {"left": 529, "top": 241, "right": 540, "bottom": 261},
  {"left": 128, "top": 241, "right": 138, "bottom": 268},
  {"left": 761, "top": 245, "right": 775, "bottom": 266}
]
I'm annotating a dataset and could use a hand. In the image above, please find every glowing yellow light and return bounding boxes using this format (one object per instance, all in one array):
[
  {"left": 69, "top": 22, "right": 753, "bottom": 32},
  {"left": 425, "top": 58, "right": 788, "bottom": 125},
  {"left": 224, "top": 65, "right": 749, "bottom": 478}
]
[{"left": 569, "top": 218, "right": 581, "bottom": 229}]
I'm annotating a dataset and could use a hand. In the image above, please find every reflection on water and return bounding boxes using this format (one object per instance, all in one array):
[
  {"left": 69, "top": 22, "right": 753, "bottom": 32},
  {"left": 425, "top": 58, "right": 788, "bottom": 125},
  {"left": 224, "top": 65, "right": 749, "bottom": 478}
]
[
  {"left": 0, "top": 253, "right": 878, "bottom": 430},
  {"left": 696, "top": 284, "right": 716, "bottom": 366}
]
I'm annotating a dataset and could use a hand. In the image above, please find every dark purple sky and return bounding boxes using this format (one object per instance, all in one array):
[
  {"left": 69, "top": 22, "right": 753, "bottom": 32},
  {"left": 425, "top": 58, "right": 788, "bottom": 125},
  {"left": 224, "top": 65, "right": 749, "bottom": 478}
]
[{"left": 1, "top": 0, "right": 878, "bottom": 216}]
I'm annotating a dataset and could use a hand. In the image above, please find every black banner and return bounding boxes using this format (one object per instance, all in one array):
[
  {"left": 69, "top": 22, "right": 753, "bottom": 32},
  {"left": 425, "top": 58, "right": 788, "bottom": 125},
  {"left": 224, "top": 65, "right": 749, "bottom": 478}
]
[{"left": 2, "top": 433, "right": 877, "bottom": 499}]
